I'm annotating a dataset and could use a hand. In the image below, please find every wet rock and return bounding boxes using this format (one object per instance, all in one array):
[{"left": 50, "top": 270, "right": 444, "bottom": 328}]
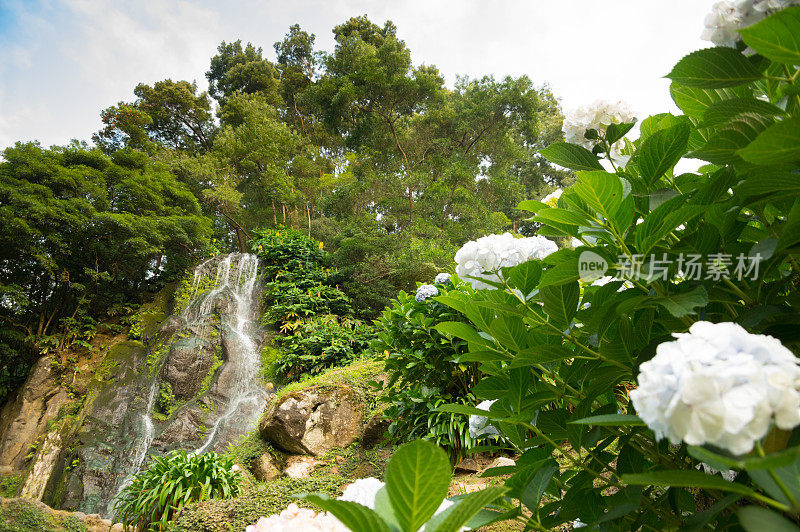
[
  {"left": 260, "top": 385, "right": 365, "bottom": 456},
  {"left": 161, "top": 336, "right": 217, "bottom": 399},
  {"left": 0, "top": 355, "right": 70, "bottom": 470},
  {"left": 455, "top": 458, "right": 481, "bottom": 473},
  {"left": 252, "top": 451, "right": 282, "bottom": 481},
  {"left": 151, "top": 406, "right": 206, "bottom": 448},
  {"left": 484, "top": 457, "right": 516, "bottom": 471}
]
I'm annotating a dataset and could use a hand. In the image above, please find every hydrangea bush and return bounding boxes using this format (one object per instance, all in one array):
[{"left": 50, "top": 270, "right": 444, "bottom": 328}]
[{"left": 425, "top": 5, "right": 800, "bottom": 530}]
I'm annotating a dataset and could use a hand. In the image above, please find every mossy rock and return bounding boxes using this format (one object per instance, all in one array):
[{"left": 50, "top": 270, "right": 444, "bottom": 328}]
[
  {"left": 174, "top": 476, "right": 347, "bottom": 532},
  {"left": 0, "top": 498, "right": 86, "bottom": 532}
]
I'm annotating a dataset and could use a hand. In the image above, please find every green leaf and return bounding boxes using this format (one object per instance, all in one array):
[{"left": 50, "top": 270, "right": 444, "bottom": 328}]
[
  {"left": 736, "top": 169, "right": 800, "bottom": 201},
  {"left": 738, "top": 506, "right": 800, "bottom": 532},
  {"left": 428, "top": 487, "right": 509, "bottom": 532},
  {"left": 700, "top": 97, "right": 785, "bottom": 127},
  {"left": 300, "top": 495, "right": 391, "bottom": 532},
  {"left": 385, "top": 440, "right": 452, "bottom": 532},
  {"left": 540, "top": 282, "right": 579, "bottom": 329},
  {"left": 540, "top": 142, "right": 604, "bottom": 171},
  {"left": 568, "top": 414, "right": 645, "bottom": 426},
  {"left": 606, "top": 121, "right": 637, "bottom": 145},
  {"left": 738, "top": 118, "right": 800, "bottom": 165},
  {"left": 434, "top": 322, "right": 488, "bottom": 346},
  {"left": 740, "top": 6, "right": 800, "bottom": 64},
  {"left": 533, "top": 208, "right": 590, "bottom": 227},
  {"left": 670, "top": 84, "right": 752, "bottom": 119},
  {"left": 691, "top": 113, "right": 774, "bottom": 165},
  {"left": 519, "top": 462, "right": 558, "bottom": 512},
  {"left": 435, "top": 404, "right": 496, "bottom": 417},
  {"left": 622, "top": 470, "right": 756, "bottom": 496},
  {"left": 517, "top": 199, "right": 548, "bottom": 213},
  {"left": 507, "top": 260, "right": 543, "bottom": 296},
  {"left": 655, "top": 286, "right": 709, "bottom": 318},
  {"left": 667, "top": 48, "right": 763, "bottom": 88},
  {"left": 572, "top": 171, "right": 624, "bottom": 221},
  {"left": 637, "top": 122, "right": 690, "bottom": 184},
  {"left": 539, "top": 257, "right": 580, "bottom": 288},
  {"left": 507, "top": 345, "right": 574, "bottom": 368}
]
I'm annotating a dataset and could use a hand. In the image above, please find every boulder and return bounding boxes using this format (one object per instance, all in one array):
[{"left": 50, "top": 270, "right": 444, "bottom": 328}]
[
  {"left": 284, "top": 456, "right": 323, "bottom": 478},
  {"left": 260, "top": 385, "right": 364, "bottom": 456},
  {"left": 361, "top": 415, "right": 390, "bottom": 449},
  {"left": 252, "top": 452, "right": 282, "bottom": 481},
  {"left": 161, "top": 336, "right": 217, "bottom": 399}
]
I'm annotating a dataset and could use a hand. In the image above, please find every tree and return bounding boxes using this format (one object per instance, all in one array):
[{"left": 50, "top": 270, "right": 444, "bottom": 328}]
[{"left": 206, "top": 40, "right": 282, "bottom": 110}]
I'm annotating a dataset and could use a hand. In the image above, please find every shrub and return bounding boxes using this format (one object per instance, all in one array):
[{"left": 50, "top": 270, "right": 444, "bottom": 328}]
[
  {"left": 432, "top": 5, "right": 800, "bottom": 529},
  {"left": 273, "top": 315, "right": 374, "bottom": 380},
  {"left": 373, "top": 278, "right": 483, "bottom": 463},
  {"left": 113, "top": 450, "right": 240, "bottom": 531}
]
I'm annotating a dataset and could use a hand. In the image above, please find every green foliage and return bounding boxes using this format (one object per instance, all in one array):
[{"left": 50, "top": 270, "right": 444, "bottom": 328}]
[
  {"left": 0, "top": 474, "right": 24, "bottom": 498},
  {"left": 224, "top": 431, "right": 275, "bottom": 471},
  {"left": 301, "top": 440, "right": 509, "bottom": 532},
  {"left": 0, "top": 499, "right": 86, "bottom": 532},
  {"left": 424, "top": 8, "right": 800, "bottom": 529},
  {"left": 374, "top": 278, "right": 482, "bottom": 462},
  {"left": 153, "top": 381, "right": 183, "bottom": 421},
  {"left": 114, "top": 450, "right": 240, "bottom": 532},
  {"left": 174, "top": 476, "right": 345, "bottom": 532},
  {"left": 273, "top": 315, "right": 373, "bottom": 380},
  {"left": 259, "top": 343, "right": 282, "bottom": 384}
]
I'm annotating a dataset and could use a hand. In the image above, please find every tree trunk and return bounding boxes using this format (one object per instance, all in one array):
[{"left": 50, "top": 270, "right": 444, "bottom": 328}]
[{"left": 306, "top": 202, "right": 312, "bottom": 237}]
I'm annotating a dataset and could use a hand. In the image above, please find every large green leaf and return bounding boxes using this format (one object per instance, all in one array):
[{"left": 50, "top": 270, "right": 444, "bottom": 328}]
[
  {"left": 568, "top": 414, "right": 645, "bottom": 426},
  {"left": 700, "top": 97, "right": 785, "bottom": 127},
  {"left": 738, "top": 506, "right": 800, "bottom": 532},
  {"left": 434, "top": 322, "right": 489, "bottom": 347},
  {"left": 622, "top": 470, "right": 756, "bottom": 496},
  {"left": 691, "top": 113, "right": 774, "bottom": 165},
  {"left": 507, "top": 260, "right": 543, "bottom": 296},
  {"left": 667, "top": 48, "right": 763, "bottom": 88},
  {"left": 519, "top": 461, "right": 558, "bottom": 512},
  {"left": 736, "top": 169, "right": 800, "bottom": 202},
  {"left": 636, "top": 122, "right": 690, "bottom": 184},
  {"left": 740, "top": 6, "right": 800, "bottom": 64},
  {"left": 540, "top": 142, "right": 604, "bottom": 171},
  {"left": 428, "top": 487, "right": 509, "bottom": 532},
  {"left": 738, "top": 118, "right": 800, "bottom": 165},
  {"left": 571, "top": 171, "right": 623, "bottom": 221},
  {"left": 385, "top": 440, "right": 451, "bottom": 532},
  {"left": 670, "top": 84, "right": 752, "bottom": 119},
  {"left": 507, "top": 345, "right": 575, "bottom": 368},
  {"left": 540, "top": 282, "right": 579, "bottom": 329},
  {"left": 300, "top": 495, "right": 391, "bottom": 532},
  {"left": 655, "top": 286, "right": 709, "bottom": 318}
]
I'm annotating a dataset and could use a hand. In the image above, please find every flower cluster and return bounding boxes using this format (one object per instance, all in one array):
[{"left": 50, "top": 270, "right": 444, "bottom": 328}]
[
  {"left": 630, "top": 321, "right": 800, "bottom": 455},
  {"left": 244, "top": 503, "right": 347, "bottom": 532},
  {"left": 562, "top": 99, "right": 636, "bottom": 153},
  {"left": 434, "top": 272, "right": 452, "bottom": 285},
  {"left": 469, "top": 399, "right": 499, "bottom": 438},
  {"left": 415, "top": 284, "right": 439, "bottom": 302},
  {"left": 455, "top": 233, "right": 558, "bottom": 290},
  {"left": 701, "top": 0, "right": 799, "bottom": 47},
  {"left": 338, "top": 477, "right": 385, "bottom": 509}
]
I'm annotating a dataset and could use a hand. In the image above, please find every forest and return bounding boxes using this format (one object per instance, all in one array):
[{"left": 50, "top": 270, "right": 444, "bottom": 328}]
[{"left": 0, "top": 16, "right": 569, "bottom": 402}]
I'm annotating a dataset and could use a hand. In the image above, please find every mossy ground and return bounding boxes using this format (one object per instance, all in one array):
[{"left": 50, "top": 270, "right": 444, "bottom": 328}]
[{"left": 0, "top": 498, "right": 86, "bottom": 532}]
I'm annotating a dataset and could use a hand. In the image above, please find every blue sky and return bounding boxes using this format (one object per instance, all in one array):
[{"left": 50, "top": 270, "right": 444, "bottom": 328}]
[{"left": 0, "top": 0, "right": 713, "bottom": 150}]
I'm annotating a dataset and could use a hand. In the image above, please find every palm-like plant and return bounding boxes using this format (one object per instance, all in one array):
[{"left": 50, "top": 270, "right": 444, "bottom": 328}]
[{"left": 113, "top": 450, "right": 240, "bottom": 531}]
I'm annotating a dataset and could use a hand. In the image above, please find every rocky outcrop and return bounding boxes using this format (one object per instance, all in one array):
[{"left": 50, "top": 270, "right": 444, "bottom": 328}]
[
  {"left": 252, "top": 452, "right": 282, "bottom": 482},
  {"left": 260, "top": 385, "right": 365, "bottom": 456},
  {"left": 0, "top": 497, "right": 122, "bottom": 531},
  {"left": 0, "top": 356, "right": 69, "bottom": 470}
]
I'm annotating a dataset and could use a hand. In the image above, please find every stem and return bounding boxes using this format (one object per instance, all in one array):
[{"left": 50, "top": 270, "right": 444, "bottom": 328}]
[{"left": 756, "top": 441, "right": 798, "bottom": 509}]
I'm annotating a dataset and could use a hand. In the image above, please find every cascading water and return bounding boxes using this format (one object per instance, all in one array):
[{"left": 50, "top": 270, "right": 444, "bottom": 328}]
[{"left": 107, "top": 253, "right": 266, "bottom": 515}]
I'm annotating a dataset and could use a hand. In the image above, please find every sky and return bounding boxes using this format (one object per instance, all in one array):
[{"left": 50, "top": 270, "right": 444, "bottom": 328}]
[{"left": 0, "top": 0, "right": 714, "bottom": 151}]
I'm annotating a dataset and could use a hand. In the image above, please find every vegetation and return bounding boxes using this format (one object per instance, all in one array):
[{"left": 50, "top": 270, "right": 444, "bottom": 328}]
[
  {"left": 373, "top": 278, "right": 483, "bottom": 463},
  {"left": 0, "top": 498, "right": 86, "bottom": 532},
  {"left": 113, "top": 450, "right": 240, "bottom": 531}
]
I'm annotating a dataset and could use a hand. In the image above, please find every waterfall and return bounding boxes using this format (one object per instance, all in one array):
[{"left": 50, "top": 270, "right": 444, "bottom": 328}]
[{"left": 108, "top": 253, "right": 265, "bottom": 516}]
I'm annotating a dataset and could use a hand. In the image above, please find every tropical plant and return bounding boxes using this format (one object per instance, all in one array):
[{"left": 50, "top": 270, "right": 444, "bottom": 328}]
[
  {"left": 113, "top": 450, "right": 240, "bottom": 531},
  {"left": 427, "top": 5, "right": 800, "bottom": 530},
  {"left": 299, "top": 439, "right": 511, "bottom": 532}
]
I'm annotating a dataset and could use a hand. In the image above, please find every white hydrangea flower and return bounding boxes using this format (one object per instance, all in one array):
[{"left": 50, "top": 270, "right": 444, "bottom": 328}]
[
  {"left": 562, "top": 100, "right": 636, "bottom": 154},
  {"left": 542, "top": 188, "right": 563, "bottom": 207},
  {"left": 245, "top": 503, "right": 348, "bottom": 532},
  {"left": 630, "top": 321, "right": 800, "bottom": 455},
  {"left": 701, "top": 0, "right": 799, "bottom": 47},
  {"left": 454, "top": 233, "right": 558, "bottom": 290},
  {"left": 339, "top": 477, "right": 385, "bottom": 509},
  {"left": 469, "top": 399, "right": 499, "bottom": 438},
  {"left": 435, "top": 272, "right": 452, "bottom": 284},
  {"left": 415, "top": 284, "right": 439, "bottom": 302}
]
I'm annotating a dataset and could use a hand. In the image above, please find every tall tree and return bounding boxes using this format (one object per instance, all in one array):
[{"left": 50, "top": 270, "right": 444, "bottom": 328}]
[{"left": 206, "top": 40, "right": 282, "bottom": 110}]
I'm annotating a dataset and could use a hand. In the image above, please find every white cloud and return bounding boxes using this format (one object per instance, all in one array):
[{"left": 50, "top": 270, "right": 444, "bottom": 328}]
[{"left": 0, "top": 0, "right": 716, "bottom": 150}]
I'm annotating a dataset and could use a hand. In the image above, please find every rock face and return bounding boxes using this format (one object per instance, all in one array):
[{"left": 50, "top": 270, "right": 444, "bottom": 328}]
[
  {"left": 260, "top": 385, "right": 364, "bottom": 456},
  {"left": 252, "top": 452, "right": 282, "bottom": 482},
  {"left": 0, "top": 355, "right": 70, "bottom": 470}
]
